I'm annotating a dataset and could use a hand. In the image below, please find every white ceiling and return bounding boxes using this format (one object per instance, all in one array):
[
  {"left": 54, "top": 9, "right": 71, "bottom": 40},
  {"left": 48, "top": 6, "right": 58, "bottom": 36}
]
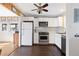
[{"left": 14, "top": 3, "right": 66, "bottom": 17}]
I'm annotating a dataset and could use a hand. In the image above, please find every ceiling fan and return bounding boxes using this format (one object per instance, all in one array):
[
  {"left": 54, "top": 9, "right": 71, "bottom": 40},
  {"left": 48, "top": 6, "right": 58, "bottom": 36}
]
[{"left": 32, "top": 3, "right": 48, "bottom": 14}]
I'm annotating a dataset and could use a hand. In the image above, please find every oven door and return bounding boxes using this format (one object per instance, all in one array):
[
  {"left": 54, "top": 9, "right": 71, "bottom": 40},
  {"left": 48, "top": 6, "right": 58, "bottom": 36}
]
[{"left": 39, "top": 35, "right": 49, "bottom": 42}]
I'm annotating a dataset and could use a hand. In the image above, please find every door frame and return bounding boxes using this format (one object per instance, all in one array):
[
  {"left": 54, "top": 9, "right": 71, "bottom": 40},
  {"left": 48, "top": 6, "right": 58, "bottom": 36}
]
[{"left": 20, "top": 21, "right": 34, "bottom": 46}]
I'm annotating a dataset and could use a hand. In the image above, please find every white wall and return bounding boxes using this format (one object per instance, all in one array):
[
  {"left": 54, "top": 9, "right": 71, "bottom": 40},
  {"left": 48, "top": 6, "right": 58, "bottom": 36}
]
[
  {"left": 0, "top": 31, "right": 13, "bottom": 41},
  {"left": 66, "top": 3, "right": 79, "bottom": 56}
]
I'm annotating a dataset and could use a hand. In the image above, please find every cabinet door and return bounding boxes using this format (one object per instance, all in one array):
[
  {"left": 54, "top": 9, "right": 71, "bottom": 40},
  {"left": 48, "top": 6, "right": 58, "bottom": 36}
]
[{"left": 13, "top": 33, "right": 19, "bottom": 48}]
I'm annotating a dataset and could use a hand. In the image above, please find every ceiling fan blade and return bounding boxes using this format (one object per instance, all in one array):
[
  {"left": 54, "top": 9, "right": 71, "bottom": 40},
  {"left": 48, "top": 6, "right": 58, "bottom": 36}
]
[
  {"left": 42, "top": 9, "right": 48, "bottom": 12},
  {"left": 32, "top": 9, "right": 37, "bottom": 11},
  {"left": 42, "top": 3, "right": 48, "bottom": 8},
  {"left": 34, "top": 3, "right": 39, "bottom": 7}
]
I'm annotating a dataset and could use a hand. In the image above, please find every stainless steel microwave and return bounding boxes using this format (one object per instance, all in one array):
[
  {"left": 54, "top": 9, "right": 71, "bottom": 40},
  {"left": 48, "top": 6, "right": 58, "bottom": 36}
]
[{"left": 39, "top": 21, "right": 48, "bottom": 27}]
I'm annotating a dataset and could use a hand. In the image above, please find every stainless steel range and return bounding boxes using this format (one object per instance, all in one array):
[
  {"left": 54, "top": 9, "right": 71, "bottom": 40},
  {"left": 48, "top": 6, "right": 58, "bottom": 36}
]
[{"left": 39, "top": 32, "right": 49, "bottom": 44}]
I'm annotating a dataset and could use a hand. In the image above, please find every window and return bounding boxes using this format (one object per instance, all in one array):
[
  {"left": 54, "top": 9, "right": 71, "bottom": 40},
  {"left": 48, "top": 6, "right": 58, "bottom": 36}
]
[
  {"left": 10, "top": 23, "right": 18, "bottom": 31},
  {"left": 74, "top": 9, "right": 79, "bottom": 22},
  {"left": 2, "top": 24, "right": 7, "bottom": 31}
]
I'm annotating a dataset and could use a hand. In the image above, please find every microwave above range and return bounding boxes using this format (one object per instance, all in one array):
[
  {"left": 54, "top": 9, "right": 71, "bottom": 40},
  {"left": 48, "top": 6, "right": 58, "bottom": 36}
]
[{"left": 39, "top": 21, "right": 48, "bottom": 27}]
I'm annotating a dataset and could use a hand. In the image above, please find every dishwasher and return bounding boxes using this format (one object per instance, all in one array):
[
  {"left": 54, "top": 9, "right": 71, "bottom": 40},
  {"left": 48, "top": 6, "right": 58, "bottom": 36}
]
[{"left": 61, "top": 35, "right": 66, "bottom": 55}]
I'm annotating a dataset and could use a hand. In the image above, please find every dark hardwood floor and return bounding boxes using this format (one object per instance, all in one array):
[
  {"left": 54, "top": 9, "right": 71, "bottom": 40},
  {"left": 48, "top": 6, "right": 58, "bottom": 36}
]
[{"left": 9, "top": 45, "right": 64, "bottom": 56}]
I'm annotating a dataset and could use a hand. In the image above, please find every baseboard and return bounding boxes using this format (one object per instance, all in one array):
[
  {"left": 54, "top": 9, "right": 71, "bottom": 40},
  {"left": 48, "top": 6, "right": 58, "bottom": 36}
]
[
  {"left": 21, "top": 45, "right": 32, "bottom": 47},
  {"left": 33, "top": 43, "right": 53, "bottom": 46},
  {"left": 53, "top": 44, "right": 66, "bottom": 56}
]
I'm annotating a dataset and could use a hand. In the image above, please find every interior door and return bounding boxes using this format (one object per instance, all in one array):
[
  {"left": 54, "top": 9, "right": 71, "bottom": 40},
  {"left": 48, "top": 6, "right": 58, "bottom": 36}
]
[{"left": 21, "top": 21, "right": 33, "bottom": 46}]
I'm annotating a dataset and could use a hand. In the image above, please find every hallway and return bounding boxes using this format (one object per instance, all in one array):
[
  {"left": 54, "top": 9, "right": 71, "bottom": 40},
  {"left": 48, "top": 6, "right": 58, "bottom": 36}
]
[{"left": 9, "top": 45, "right": 64, "bottom": 56}]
